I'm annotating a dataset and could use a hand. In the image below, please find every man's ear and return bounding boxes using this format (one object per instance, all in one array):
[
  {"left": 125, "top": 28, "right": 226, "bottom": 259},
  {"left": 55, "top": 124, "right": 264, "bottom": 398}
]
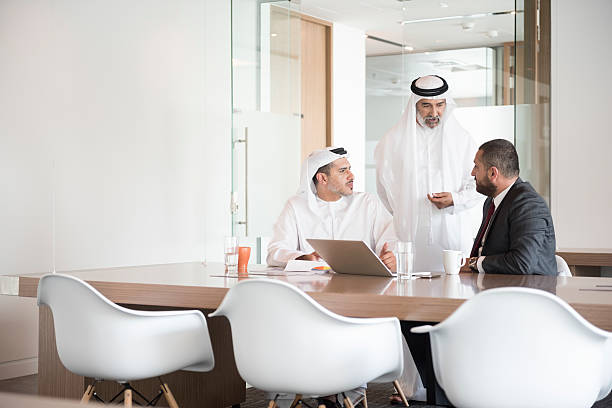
[
  {"left": 489, "top": 166, "right": 499, "bottom": 180},
  {"left": 316, "top": 172, "right": 327, "bottom": 185}
]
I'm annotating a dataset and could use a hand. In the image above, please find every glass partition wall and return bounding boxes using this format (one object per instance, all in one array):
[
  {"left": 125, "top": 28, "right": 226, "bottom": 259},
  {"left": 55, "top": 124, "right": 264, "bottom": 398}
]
[
  {"left": 231, "top": 0, "right": 301, "bottom": 261},
  {"left": 231, "top": 0, "right": 551, "bottom": 262},
  {"left": 365, "top": 0, "right": 550, "bottom": 203}
]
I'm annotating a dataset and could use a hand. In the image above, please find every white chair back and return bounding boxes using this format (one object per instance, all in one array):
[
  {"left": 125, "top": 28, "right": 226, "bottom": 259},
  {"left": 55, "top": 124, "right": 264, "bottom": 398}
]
[
  {"left": 210, "top": 279, "right": 403, "bottom": 396},
  {"left": 556, "top": 255, "right": 572, "bottom": 276},
  {"left": 37, "top": 274, "right": 214, "bottom": 381},
  {"left": 412, "top": 287, "right": 612, "bottom": 408}
]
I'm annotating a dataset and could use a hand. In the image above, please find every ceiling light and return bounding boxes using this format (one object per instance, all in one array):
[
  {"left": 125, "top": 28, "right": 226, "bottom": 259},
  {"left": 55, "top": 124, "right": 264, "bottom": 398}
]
[
  {"left": 404, "top": 46, "right": 414, "bottom": 51},
  {"left": 440, "top": 2, "right": 449, "bottom": 7},
  {"left": 271, "top": 33, "right": 278, "bottom": 37},
  {"left": 399, "top": 9, "right": 520, "bottom": 25},
  {"left": 487, "top": 30, "right": 499, "bottom": 38}
]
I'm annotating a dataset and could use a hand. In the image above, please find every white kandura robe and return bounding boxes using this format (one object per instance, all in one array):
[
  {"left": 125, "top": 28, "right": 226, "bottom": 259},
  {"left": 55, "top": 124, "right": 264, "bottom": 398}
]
[
  {"left": 410, "top": 124, "right": 482, "bottom": 272},
  {"left": 375, "top": 79, "right": 484, "bottom": 273},
  {"left": 267, "top": 192, "right": 396, "bottom": 266}
]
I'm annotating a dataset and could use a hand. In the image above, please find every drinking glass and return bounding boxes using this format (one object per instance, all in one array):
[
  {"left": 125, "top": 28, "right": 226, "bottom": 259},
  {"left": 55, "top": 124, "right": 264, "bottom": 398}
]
[
  {"left": 396, "top": 241, "right": 413, "bottom": 280},
  {"left": 224, "top": 236, "right": 238, "bottom": 273}
]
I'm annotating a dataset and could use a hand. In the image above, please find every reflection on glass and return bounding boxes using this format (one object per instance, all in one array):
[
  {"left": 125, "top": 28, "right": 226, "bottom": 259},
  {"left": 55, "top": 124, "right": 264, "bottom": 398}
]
[
  {"left": 365, "top": 1, "right": 550, "bottom": 204},
  {"left": 231, "top": 0, "right": 301, "bottom": 253}
]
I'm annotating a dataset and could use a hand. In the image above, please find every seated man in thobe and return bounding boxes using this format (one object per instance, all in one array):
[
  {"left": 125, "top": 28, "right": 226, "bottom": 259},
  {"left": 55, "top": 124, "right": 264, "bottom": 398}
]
[
  {"left": 267, "top": 147, "right": 396, "bottom": 269},
  {"left": 267, "top": 147, "right": 424, "bottom": 407}
]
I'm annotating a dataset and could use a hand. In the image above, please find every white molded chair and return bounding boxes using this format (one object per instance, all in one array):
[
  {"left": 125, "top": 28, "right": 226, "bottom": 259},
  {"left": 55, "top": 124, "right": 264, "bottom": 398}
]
[
  {"left": 37, "top": 273, "right": 215, "bottom": 407},
  {"left": 556, "top": 254, "right": 572, "bottom": 276},
  {"left": 412, "top": 287, "right": 612, "bottom": 408},
  {"left": 210, "top": 279, "right": 405, "bottom": 408}
]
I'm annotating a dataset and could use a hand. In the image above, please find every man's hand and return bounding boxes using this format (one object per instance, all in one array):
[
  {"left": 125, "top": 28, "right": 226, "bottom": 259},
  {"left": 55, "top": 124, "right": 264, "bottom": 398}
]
[
  {"left": 427, "top": 192, "right": 454, "bottom": 209},
  {"left": 296, "top": 252, "right": 321, "bottom": 261},
  {"left": 379, "top": 242, "right": 397, "bottom": 272},
  {"left": 460, "top": 257, "right": 477, "bottom": 273}
]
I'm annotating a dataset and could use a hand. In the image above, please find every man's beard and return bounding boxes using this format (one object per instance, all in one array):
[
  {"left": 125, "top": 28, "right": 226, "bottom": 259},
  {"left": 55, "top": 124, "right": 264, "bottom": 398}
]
[
  {"left": 424, "top": 116, "right": 440, "bottom": 127},
  {"left": 329, "top": 181, "right": 353, "bottom": 196},
  {"left": 417, "top": 112, "right": 441, "bottom": 128},
  {"left": 475, "top": 176, "right": 496, "bottom": 197}
]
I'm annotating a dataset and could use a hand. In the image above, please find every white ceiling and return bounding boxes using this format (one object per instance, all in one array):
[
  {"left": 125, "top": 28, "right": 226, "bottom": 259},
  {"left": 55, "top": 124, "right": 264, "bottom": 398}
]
[{"left": 297, "top": 0, "right": 518, "bottom": 56}]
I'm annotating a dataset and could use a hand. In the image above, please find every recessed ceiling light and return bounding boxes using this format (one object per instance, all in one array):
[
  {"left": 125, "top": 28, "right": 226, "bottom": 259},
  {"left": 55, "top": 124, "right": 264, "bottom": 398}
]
[
  {"left": 486, "top": 30, "right": 499, "bottom": 38},
  {"left": 440, "top": 2, "right": 449, "bottom": 7},
  {"left": 400, "top": 9, "right": 520, "bottom": 25},
  {"left": 404, "top": 46, "right": 414, "bottom": 51},
  {"left": 271, "top": 33, "right": 278, "bottom": 37}
]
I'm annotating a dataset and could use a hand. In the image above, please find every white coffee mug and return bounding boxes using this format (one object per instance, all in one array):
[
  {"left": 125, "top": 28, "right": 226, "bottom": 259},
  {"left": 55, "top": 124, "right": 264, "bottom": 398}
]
[{"left": 442, "top": 250, "right": 466, "bottom": 275}]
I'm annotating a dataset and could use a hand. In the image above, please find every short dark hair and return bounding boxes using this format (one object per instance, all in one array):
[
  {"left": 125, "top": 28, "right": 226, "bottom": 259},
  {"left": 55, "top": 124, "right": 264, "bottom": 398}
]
[
  {"left": 479, "top": 139, "right": 520, "bottom": 178},
  {"left": 312, "top": 163, "right": 333, "bottom": 185}
]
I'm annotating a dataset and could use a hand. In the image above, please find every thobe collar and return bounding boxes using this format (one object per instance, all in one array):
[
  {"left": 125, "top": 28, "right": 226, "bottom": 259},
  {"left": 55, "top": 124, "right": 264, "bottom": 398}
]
[{"left": 316, "top": 194, "right": 346, "bottom": 207}]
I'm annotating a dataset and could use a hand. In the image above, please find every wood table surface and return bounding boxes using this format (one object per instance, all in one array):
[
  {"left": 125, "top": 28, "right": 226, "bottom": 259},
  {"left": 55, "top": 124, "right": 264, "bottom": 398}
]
[{"left": 12, "top": 261, "right": 612, "bottom": 330}]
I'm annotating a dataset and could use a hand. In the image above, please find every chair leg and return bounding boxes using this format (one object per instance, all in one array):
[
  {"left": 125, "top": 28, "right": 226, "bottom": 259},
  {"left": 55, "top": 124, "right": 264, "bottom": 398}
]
[
  {"left": 290, "top": 394, "right": 302, "bottom": 408},
  {"left": 343, "top": 393, "right": 355, "bottom": 408},
  {"left": 392, "top": 380, "right": 409, "bottom": 407},
  {"left": 124, "top": 389, "right": 132, "bottom": 408},
  {"left": 160, "top": 382, "right": 180, "bottom": 408},
  {"left": 80, "top": 384, "right": 95, "bottom": 404},
  {"left": 268, "top": 400, "right": 278, "bottom": 408},
  {"left": 362, "top": 390, "right": 368, "bottom": 408}
]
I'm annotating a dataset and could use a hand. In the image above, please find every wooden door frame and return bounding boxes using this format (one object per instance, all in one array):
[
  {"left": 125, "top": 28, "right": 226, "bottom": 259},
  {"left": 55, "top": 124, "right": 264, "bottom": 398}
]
[{"left": 298, "top": 13, "right": 333, "bottom": 147}]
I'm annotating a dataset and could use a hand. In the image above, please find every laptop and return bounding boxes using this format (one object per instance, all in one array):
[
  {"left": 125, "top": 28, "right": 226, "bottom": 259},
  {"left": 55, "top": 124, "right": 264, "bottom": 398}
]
[{"left": 306, "top": 239, "right": 395, "bottom": 277}]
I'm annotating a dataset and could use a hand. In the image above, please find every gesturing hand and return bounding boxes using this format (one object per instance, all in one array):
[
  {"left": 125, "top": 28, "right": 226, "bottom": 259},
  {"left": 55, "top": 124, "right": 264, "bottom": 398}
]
[{"left": 427, "top": 192, "right": 454, "bottom": 209}]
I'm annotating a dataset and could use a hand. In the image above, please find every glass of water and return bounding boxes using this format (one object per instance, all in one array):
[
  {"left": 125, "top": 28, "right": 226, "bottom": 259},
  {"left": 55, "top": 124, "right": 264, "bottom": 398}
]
[
  {"left": 224, "top": 236, "right": 238, "bottom": 273},
  {"left": 396, "top": 241, "right": 413, "bottom": 280}
]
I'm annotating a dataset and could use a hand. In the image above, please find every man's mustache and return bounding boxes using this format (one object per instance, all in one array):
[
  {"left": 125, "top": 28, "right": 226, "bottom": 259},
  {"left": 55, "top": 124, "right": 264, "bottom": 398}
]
[{"left": 424, "top": 115, "right": 440, "bottom": 122}]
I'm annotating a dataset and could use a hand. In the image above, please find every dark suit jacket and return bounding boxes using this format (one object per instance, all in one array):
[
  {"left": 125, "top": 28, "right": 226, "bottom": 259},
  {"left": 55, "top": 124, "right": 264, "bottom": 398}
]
[{"left": 477, "top": 178, "right": 556, "bottom": 275}]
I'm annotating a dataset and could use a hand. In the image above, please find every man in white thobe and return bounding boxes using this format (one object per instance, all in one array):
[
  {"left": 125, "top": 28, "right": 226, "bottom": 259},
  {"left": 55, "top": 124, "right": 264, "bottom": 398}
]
[
  {"left": 267, "top": 147, "right": 424, "bottom": 406},
  {"left": 374, "top": 75, "right": 484, "bottom": 272},
  {"left": 267, "top": 147, "right": 396, "bottom": 270}
]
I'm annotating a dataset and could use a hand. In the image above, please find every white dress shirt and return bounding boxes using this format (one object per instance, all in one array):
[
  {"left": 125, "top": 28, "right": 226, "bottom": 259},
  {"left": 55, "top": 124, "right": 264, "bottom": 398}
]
[{"left": 476, "top": 181, "right": 515, "bottom": 273}]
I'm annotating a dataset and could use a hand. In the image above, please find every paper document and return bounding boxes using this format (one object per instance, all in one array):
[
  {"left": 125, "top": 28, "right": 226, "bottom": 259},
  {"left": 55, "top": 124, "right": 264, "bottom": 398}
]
[{"left": 284, "top": 259, "right": 329, "bottom": 272}]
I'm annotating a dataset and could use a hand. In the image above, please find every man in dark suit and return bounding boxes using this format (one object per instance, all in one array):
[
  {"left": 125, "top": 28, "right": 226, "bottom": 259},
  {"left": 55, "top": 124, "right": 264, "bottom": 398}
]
[{"left": 461, "top": 139, "right": 556, "bottom": 275}]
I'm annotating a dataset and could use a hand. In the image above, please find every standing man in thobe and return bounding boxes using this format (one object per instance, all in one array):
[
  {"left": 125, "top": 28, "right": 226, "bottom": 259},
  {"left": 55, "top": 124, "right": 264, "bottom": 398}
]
[
  {"left": 267, "top": 147, "right": 423, "bottom": 406},
  {"left": 374, "top": 75, "right": 483, "bottom": 272}
]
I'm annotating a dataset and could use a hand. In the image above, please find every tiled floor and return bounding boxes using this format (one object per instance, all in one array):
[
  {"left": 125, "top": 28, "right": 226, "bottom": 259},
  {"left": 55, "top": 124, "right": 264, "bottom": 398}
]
[{"left": 1, "top": 374, "right": 611, "bottom": 407}]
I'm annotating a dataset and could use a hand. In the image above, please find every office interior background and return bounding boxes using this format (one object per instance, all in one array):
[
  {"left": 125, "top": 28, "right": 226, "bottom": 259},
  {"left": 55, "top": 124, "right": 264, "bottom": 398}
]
[{"left": 1, "top": 0, "right": 611, "bottom": 383}]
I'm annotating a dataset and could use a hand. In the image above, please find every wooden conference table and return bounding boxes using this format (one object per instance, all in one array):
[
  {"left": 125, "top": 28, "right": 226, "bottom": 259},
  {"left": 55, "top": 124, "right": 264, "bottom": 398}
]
[{"left": 5, "top": 262, "right": 612, "bottom": 407}]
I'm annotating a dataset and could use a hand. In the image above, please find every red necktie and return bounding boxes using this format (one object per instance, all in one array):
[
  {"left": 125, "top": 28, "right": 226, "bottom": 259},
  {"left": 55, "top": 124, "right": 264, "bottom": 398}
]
[{"left": 470, "top": 202, "right": 496, "bottom": 257}]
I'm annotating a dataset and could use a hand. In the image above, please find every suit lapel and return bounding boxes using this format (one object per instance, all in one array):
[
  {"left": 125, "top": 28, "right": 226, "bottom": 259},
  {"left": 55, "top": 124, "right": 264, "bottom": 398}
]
[{"left": 485, "top": 178, "right": 523, "bottom": 241}]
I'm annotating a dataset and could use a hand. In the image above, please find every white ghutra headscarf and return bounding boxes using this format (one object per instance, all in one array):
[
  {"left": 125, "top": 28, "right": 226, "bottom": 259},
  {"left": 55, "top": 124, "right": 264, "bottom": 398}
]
[{"left": 297, "top": 147, "right": 349, "bottom": 216}]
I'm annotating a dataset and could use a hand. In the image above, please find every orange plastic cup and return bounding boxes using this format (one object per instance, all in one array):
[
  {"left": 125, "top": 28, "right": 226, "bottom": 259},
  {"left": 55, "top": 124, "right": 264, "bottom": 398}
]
[{"left": 237, "top": 246, "right": 251, "bottom": 273}]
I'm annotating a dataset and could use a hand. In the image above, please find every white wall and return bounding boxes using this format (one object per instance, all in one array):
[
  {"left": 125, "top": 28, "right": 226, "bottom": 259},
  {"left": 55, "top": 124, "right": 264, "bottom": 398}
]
[
  {"left": 0, "top": 0, "right": 231, "bottom": 379},
  {"left": 332, "top": 23, "right": 366, "bottom": 192},
  {"left": 551, "top": 0, "right": 612, "bottom": 249}
]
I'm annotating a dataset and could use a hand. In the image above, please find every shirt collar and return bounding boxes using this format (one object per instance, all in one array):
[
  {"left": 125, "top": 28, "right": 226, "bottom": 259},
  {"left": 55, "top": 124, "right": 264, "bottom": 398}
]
[
  {"left": 492, "top": 180, "right": 516, "bottom": 210},
  {"left": 316, "top": 194, "right": 345, "bottom": 206}
]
